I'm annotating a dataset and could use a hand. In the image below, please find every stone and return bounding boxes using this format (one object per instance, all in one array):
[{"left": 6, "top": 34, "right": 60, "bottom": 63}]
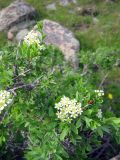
[
  {"left": 34, "top": 19, "right": 80, "bottom": 69},
  {"left": 0, "top": 0, "right": 36, "bottom": 31},
  {"left": 9, "top": 20, "right": 36, "bottom": 33},
  {"left": 7, "top": 31, "right": 14, "bottom": 41},
  {"left": 59, "top": 0, "right": 77, "bottom": 6},
  {"left": 110, "top": 154, "right": 120, "bottom": 160},
  {"left": 15, "top": 29, "right": 29, "bottom": 42},
  {"left": 106, "top": 0, "right": 118, "bottom": 3},
  {"left": 46, "top": 3, "right": 56, "bottom": 10}
]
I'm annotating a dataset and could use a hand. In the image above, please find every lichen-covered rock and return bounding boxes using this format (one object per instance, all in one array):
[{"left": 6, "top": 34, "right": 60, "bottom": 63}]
[
  {"left": 0, "top": 0, "right": 36, "bottom": 31},
  {"left": 35, "top": 19, "right": 80, "bottom": 69}
]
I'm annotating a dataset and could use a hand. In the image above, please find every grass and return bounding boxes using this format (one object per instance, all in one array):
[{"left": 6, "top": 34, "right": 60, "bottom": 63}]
[{"left": 0, "top": 0, "right": 13, "bottom": 9}]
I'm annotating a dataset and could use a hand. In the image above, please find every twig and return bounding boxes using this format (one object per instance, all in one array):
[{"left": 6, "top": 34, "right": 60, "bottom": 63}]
[
  {"left": 81, "top": 64, "right": 88, "bottom": 76},
  {"left": 99, "top": 72, "right": 109, "bottom": 88},
  {"left": 88, "top": 136, "right": 110, "bottom": 159},
  {"left": 95, "top": 137, "right": 110, "bottom": 159},
  {"left": 8, "top": 77, "right": 41, "bottom": 92},
  {"left": 13, "top": 69, "right": 31, "bottom": 80},
  {"left": 16, "top": 40, "right": 21, "bottom": 61}
]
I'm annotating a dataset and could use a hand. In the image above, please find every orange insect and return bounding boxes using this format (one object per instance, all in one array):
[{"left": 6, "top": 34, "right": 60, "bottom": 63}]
[{"left": 88, "top": 100, "right": 94, "bottom": 105}]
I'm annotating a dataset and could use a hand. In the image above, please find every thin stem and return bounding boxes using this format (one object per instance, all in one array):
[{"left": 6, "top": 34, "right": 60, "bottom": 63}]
[
  {"left": 99, "top": 72, "right": 109, "bottom": 88},
  {"left": 13, "top": 69, "right": 31, "bottom": 80},
  {"left": 8, "top": 77, "right": 41, "bottom": 92}
]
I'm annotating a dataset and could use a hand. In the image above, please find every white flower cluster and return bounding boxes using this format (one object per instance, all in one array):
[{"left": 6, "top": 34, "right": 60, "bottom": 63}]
[
  {"left": 24, "top": 30, "right": 45, "bottom": 50},
  {"left": 55, "top": 96, "right": 83, "bottom": 122},
  {"left": 95, "top": 90, "right": 104, "bottom": 97},
  {"left": 0, "top": 90, "right": 12, "bottom": 113},
  {"left": 96, "top": 109, "right": 102, "bottom": 119}
]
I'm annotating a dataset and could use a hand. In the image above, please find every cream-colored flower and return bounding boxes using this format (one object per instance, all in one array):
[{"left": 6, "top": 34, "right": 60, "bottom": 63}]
[
  {"left": 95, "top": 90, "right": 104, "bottom": 96},
  {"left": 0, "top": 90, "right": 12, "bottom": 113},
  {"left": 55, "top": 96, "right": 82, "bottom": 122},
  {"left": 96, "top": 109, "right": 102, "bottom": 119},
  {"left": 24, "top": 30, "right": 45, "bottom": 50}
]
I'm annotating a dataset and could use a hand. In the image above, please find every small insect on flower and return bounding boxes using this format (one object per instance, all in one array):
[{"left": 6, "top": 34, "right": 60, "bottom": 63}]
[
  {"left": 55, "top": 96, "right": 83, "bottom": 123},
  {"left": 95, "top": 90, "right": 104, "bottom": 97},
  {"left": 0, "top": 90, "right": 13, "bottom": 114},
  {"left": 108, "top": 93, "right": 113, "bottom": 100}
]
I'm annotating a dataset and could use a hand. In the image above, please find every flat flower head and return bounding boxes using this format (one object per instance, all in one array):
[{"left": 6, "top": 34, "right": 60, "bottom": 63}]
[
  {"left": 95, "top": 90, "right": 104, "bottom": 97},
  {"left": 55, "top": 96, "right": 82, "bottom": 122},
  {"left": 24, "top": 30, "right": 44, "bottom": 50}
]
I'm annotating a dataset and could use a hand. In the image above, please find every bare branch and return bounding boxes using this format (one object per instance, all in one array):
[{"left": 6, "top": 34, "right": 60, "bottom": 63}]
[
  {"left": 13, "top": 69, "right": 31, "bottom": 80},
  {"left": 8, "top": 77, "right": 41, "bottom": 92},
  {"left": 99, "top": 72, "right": 109, "bottom": 88}
]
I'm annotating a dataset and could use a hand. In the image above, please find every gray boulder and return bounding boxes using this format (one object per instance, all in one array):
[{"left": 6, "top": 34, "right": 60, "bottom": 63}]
[
  {"left": 35, "top": 19, "right": 80, "bottom": 69},
  {"left": 9, "top": 20, "right": 36, "bottom": 33},
  {"left": 16, "top": 29, "right": 29, "bottom": 42},
  {"left": 0, "top": 0, "right": 36, "bottom": 31},
  {"left": 110, "top": 154, "right": 120, "bottom": 160}
]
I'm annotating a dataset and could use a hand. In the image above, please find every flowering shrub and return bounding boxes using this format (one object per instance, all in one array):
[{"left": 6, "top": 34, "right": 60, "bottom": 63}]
[{"left": 0, "top": 22, "right": 120, "bottom": 160}]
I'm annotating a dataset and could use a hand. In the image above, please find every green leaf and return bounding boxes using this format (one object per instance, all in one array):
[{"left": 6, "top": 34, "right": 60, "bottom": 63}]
[
  {"left": 55, "top": 154, "right": 63, "bottom": 160},
  {"left": 25, "top": 122, "right": 30, "bottom": 128},
  {"left": 60, "top": 126, "right": 69, "bottom": 141},
  {"left": 71, "top": 125, "right": 78, "bottom": 134},
  {"left": 97, "top": 128, "right": 103, "bottom": 137},
  {"left": 105, "top": 117, "right": 120, "bottom": 125},
  {"left": 101, "top": 126, "right": 110, "bottom": 133},
  {"left": 76, "top": 119, "right": 81, "bottom": 129},
  {"left": 49, "top": 107, "right": 54, "bottom": 117},
  {"left": 84, "top": 117, "right": 92, "bottom": 128}
]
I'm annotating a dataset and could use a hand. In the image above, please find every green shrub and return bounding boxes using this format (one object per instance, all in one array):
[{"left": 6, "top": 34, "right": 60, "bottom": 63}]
[{"left": 0, "top": 23, "right": 120, "bottom": 160}]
